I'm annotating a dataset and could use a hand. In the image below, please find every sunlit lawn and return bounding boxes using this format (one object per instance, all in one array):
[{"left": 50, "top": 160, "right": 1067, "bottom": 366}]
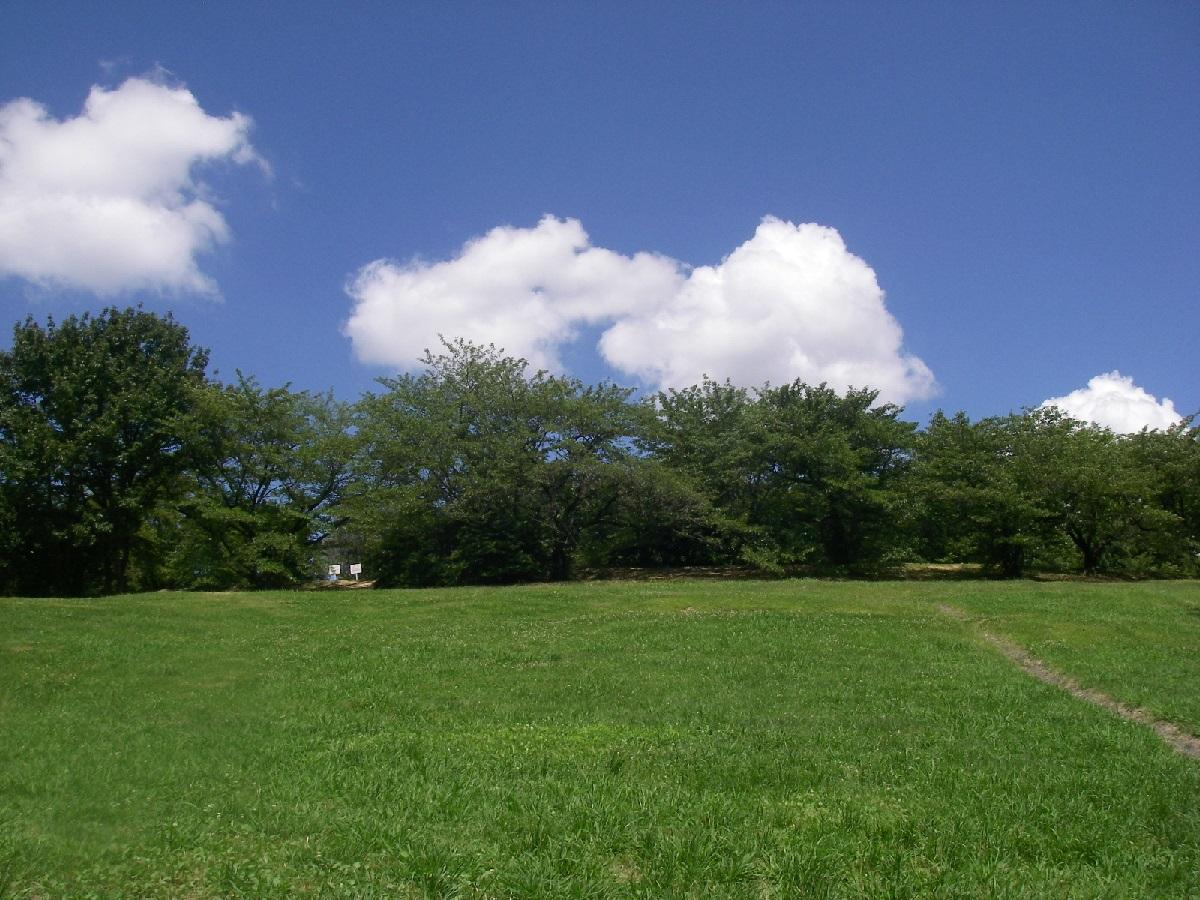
[{"left": 1, "top": 579, "right": 1198, "bottom": 897}]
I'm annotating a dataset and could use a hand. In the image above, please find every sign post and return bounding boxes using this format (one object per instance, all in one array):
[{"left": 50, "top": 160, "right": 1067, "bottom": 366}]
[
  {"left": 349, "top": 563, "right": 362, "bottom": 581},
  {"left": 327, "top": 564, "right": 341, "bottom": 583}
]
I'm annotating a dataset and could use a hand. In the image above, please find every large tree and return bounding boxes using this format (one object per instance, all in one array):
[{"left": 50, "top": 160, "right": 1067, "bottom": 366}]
[
  {"left": 163, "top": 375, "right": 357, "bottom": 589},
  {"left": 1027, "top": 410, "right": 1175, "bottom": 575},
  {"left": 752, "top": 382, "right": 916, "bottom": 571},
  {"left": 1127, "top": 421, "right": 1200, "bottom": 574},
  {"left": 907, "top": 408, "right": 1191, "bottom": 577},
  {"left": 647, "top": 379, "right": 775, "bottom": 566},
  {"left": 351, "top": 340, "right": 655, "bottom": 585},
  {"left": 909, "top": 412, "right": 1041, "bottom": 577},
  {"left": 909, "top": 411, "right": 1069, "bottom": 577},
  {"left": 652, "top": 379, "right": 916, "bottom": 572},
  {"left": 0, "top": 308, "right": 208, "bottom": 595}
]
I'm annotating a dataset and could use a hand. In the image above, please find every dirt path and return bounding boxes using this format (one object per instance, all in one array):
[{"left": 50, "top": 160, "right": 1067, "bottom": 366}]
[{"left": 937, "top": 603, "right": 1200, "bottom": 760}]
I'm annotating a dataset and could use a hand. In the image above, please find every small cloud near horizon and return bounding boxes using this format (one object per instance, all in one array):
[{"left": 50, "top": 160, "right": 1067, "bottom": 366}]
[{"left": 1041, "top": 371, "right": 1183, "bottom": 433}]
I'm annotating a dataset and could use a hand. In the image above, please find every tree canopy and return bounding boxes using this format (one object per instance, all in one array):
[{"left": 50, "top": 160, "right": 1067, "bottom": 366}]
[
  {"left": 0, "top": 308, "right": 1196, "bottom": 595},
  {"left": 0, "top": 308, "right": 207, "bottom": 595}
]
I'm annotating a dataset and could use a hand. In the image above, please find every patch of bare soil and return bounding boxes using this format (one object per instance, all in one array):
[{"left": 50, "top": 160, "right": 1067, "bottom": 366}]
[
  {"left": 902, "top": 563, "right": 985, "bottom": 580},
  {"left": 311, "top": 578, "right": 377, "bottom": 590},
  {"left": 579, "top": 566, "right": 769, "bottom": 581},
  {"left": 937, "top": 603, "right": 1200, "bottom": 760}
]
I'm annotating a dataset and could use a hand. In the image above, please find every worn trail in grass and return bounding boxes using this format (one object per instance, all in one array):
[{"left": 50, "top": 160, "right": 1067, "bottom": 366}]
[
  {"left": 937, "top": 601, "right": 1200, "bottom": 759},
  {"left": 1, "top": 580, "right": 1198, "bottom": 897},
  {"left": 937, "top": 580, "right": 1200, "bottom": 734}
]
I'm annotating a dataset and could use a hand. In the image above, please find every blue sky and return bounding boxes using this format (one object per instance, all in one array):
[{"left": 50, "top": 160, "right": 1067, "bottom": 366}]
[{"left": 1, "top": 1, "right": 1196, "bottom": 430}]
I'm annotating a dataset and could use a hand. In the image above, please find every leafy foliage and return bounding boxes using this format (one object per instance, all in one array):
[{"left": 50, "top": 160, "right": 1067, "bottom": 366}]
[
  {"left": 164, "top": 375, "right": 356, "bottom": 589},
  {"left": 651, "top": 379, "right": 916, "bottom": 573},
  {"left": 351, "top": 340, "right": 657, "bottom": 585},
  {"left": 0, "top": 308, "right": 207, "bottom": 595},
  {"left": 1, "top": 309, "right": 1196, "bottom": 594},
  {"left": 909, "top": 408, "right": 1197, "bottom": 577}
]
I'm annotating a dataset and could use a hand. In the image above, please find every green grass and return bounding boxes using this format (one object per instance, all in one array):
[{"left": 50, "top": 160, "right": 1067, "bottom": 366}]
[
  {"left": 1, "top": 580, "right": 1198, "bottom": 897},
  {"left": 943, "top": 580, "right": 1200, "bottom": 732}
]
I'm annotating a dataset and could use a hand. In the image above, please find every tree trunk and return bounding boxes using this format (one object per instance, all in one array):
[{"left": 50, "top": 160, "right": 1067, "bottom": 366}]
[{"left": 549, "top": 538, "right": 571, "bottom": 581}]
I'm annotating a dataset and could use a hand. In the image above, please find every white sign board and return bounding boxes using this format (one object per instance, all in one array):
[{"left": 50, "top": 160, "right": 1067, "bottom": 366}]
[
  {"left": 349, "top": 563, "right": 362, "bottom": 576},
  {"left": 328, "top": 564, "right": 341, "bottom": 576}
]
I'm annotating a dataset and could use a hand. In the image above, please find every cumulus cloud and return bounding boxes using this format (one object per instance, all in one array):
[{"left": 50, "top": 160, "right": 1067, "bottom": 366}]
[
  {"left": 346, "top": 216, "right": 683, "bottom": 372},
  {"left": 1041, "top": 372, "right": 1183, "bottom": 433},
  {"left": 0, "top": 77, "right": 261, "bottom": 295},
  {"left": 345, "top": 215, "right": 935, "bottom": 404}
]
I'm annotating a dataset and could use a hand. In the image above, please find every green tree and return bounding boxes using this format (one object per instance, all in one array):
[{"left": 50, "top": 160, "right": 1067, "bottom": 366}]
[
  {"left": 908, "top": 408, "right": 1190, "bottom": 577},
  {"left": 648, "top": 379, "right": 772, "bottom": 565},
  {"left": 352, "top": 340, "right": 542, "bottom": 585},
  {"left": 1127, "top": 421, "right": 1199, "bottom": 574},
  {"left": 529, "top": 378, "right": 653, "bottom": 580},
  {"left": 165, "top": 375, "right": 356, "bottom": 589},
  {"left": 909, "top": 411, "right": 1059, "bottom": 577},
  {"left": 1027, "top": 410, "right": 1167, "bottom": 575},
  {"left": 911, "top": 412, "right": 1031, "bottom": 576},
  {"left": 652, "top": 379, "right": 916, "bottom": 572},
  {"left": 352, "top": 340, "right": 653, "bottom": 585},
  {"left": 0, "top": 308, "right": 208, "bottom": 595},
  {"left": 582, "top": 461, "right": 723, "bottom": 569},
  {"left": 753, "top": 382, "right": 916, "bottom": 571}
]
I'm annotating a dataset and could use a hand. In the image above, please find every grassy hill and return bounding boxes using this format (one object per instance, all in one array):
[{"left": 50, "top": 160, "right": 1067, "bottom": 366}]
[{"left": 2, "top": 580, "right": 1198, "bottom": 897}]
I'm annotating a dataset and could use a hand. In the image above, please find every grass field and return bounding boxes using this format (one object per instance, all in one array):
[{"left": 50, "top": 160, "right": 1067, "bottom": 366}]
[{"left": 1, "top": 580, "right": 1198, "bottom": 897}]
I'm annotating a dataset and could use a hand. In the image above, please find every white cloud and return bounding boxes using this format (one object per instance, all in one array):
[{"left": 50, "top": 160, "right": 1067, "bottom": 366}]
[
  {"left": 346, "top": 216, "right": 682, "bottom": 372},
  {"left": 0, "top": 77, "right": 261, "bottom": 295},
  {"left": 345, "top": 215, "right": 935, "bottom": 404},
  {"left": 598, "top": 218, "right": 935, "bottom": 403},
  {"left": 1041, "top": 371, "right": 1183, "bottom": 433}
]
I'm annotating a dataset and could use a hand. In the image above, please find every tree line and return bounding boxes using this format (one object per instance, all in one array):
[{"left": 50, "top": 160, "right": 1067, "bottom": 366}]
[{"left": 1, "top": 308, "right": 1196, "bottom": 596}]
